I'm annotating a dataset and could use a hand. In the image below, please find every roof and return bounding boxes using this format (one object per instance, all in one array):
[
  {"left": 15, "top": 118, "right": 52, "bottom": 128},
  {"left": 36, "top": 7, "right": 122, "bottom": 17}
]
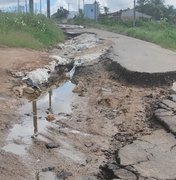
[{"left": 122, "top": 9, "right": 151, "bottom": 18}]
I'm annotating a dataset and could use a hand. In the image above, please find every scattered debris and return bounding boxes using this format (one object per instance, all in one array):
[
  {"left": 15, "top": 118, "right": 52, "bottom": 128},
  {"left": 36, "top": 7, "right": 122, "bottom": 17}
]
[
  {"left": 45, "top": 143, "right": 60, "bottom": 149},
  {"left": 1, "top": 30, "right": 174, "bottom": 180},
  {"left": 72, "top": 81, "right": 86, "bottom": 94},
  {"left": 46, "top": 114, "right": 56, "bottom": 122}
]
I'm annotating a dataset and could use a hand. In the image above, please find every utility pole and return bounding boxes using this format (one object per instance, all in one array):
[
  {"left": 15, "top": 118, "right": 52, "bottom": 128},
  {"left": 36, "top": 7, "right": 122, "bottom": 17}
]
[
  {"left": 47, "top": 0, "right": 50, "bottom": 18},
  {"left": 32, "top": 101, "right": 38, "bottom": 135},
  {"left": 78, "top": 0, "right": 80, "bottom": 13},
  {"left": 40, "top": 0, "right": 42, "bottom": 14},
  {"left": 29, "top": 0, "right": 34, "bottom": 14},
  {"left": 83, "top": 0, "right": 85, "bottom": 12},
  {"left": 25, "top": 0, "right": 27, "bottom": 13},
  {"left": 68, "top": 3, "right": 70, "bottom": 12},
  {"left": 133, "top": 0, "right": 136, "bottom": 27},
  {"left": 35, "top": 3, "right": 37, "bottom": 14},
  {"left": 17, "top": 0, "right": 20, "bottom": 13}
]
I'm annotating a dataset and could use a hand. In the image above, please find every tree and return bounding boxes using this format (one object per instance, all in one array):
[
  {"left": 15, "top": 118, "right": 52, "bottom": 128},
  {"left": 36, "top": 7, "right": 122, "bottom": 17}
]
[
  {"left": 137, "top": 0, "right": 148, "bottom": 12},
  {"left": 150, "top": 0, "right": 165, "bottom": 20},
  {"left": 137, "top": 0, "right": 176, "bottom": 22},
  {"left": 164, "top": 5, "right": 176, "bottom": 23},
  {"left": 56, "top": 7, "right": 69, "bottom": 19},
  {"left": 136, "top": 0, "right": 166, "bottom": 20},
  {"left": 104, "top": 6, "right": 109, "bottom": 15}
]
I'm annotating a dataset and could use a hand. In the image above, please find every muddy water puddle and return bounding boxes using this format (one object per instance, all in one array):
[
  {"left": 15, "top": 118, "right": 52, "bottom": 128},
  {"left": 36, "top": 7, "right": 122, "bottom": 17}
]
[{"left": 2, "top": 80, "right": 76, "bottom": 155}]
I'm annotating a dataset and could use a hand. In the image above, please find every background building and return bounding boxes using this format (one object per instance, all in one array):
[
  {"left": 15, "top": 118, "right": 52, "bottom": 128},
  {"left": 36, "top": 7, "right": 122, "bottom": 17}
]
[
  {"left": 84, "top": 1, "right": 99, "bottom": 21},
  {"left": 121, "top": 9, "right": 151, "bottom": 20}
]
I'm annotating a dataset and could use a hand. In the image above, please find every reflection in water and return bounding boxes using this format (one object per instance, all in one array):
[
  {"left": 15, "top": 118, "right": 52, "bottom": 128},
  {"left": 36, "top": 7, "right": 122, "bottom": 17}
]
[
  {"left": 2, "top": 81, "right": 75, "bottom": 155},
  {"left": 32, "top": 101, "right": 38, "bottom": 135},
  {"left": 31, "top": 81, "right": 75, "bottom": 136},
  {"left": 32, "top": 90, "right": 53, "bottom": 136},
  {"left": 49, "top": 90, "right": 52, "bottom": 113}
]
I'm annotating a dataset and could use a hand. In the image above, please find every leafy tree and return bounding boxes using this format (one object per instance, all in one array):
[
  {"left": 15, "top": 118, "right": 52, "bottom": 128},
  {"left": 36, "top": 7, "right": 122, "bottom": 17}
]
[
  {"left": 136, "top": 0, "right": 176, "bottom": 21},
  {"left": 56, "top": 7, "right": 69, "bottom": 19},
  {"left": 165, "top": 5, "right": 176, "bottom": 23},
  {"left": 104, "top": 7, "right": 109, "bottom": 15},
  {"left": 137, "top": 0, "right": 148, "bottom": 12}
]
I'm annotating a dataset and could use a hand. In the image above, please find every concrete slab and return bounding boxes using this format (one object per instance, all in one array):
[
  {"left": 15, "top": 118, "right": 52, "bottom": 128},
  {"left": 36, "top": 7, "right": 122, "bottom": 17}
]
[
  {"left": 118, "top": 130, "right": 176, "bottom": 180},
  {"left": 155, "top": 97, "right": 176, "bottom": 135}
]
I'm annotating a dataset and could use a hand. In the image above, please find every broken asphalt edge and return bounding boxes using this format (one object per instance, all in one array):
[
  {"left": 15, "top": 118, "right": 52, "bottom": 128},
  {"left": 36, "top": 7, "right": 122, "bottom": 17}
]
[{"left": 102, "top": 47, "right": 176, "bottom": 86}]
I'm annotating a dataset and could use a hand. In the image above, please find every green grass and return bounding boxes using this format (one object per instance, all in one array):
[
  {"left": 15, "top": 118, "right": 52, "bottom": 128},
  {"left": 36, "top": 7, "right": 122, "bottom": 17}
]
[
  {"left": 71, "top": 17, "right": 176, "bottom": 50},
  {"left": 0, "top": 12, "right": 64, "bottom": 49}
]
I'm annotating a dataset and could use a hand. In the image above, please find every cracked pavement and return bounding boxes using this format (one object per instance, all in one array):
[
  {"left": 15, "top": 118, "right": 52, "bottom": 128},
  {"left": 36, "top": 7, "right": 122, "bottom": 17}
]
[{"left": 118, "top": 129, "right": 176, "bottom": 180}]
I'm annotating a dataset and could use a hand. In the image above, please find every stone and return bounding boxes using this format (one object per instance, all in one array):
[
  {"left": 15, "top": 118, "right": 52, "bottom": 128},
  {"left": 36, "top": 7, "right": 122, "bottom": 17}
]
[
  {"left": 155, "top": 109, "right": 173, "bottom": 117},
  {"left": 23, "top": 87, "right": 35, "bottom": 94},
  {"left": 24, "top": 68, "right": 49, "bottom": 85},
  {"left": 57, "top": 170, "right": 72, "bottom": 179},
  {"left": 86, "top": 157, "right": 92, "bottom": 163},
  {"left": 138, "top": 177, "right": 145, "bottom": 180},
  {"left": 72, "top": 81, "right": 85, "bottom": 94},
  {"left": 118, "top": 141, "right": 148, "bottom": 166},
  {"left": 169, "top": 94, "right": 176, "bottom": 102},
  {"left": 107, "top": 163, "right": 118, "bottom": 171},
  {"left": 84, "top": 142, "right": 94, "bottom": 148},
  {"left": 158, "top": 102, "right": 171, "bottom": 110},
  {"left": 39, "top": 171, "right": 56, "bottom": 180},
  {"left": 77, "top": 176, "right": 97, "bottom": 180},
  {"left": 161, "top": 99, "right": 176, "bottom": 110},
  {"left": 42, "top": 167, "right": 55, "bottom": 172},
  {"left": 50, "top": 55, "right": 70, "bottom": 65},
  {"left": 45, "top": 143, "right": 60, "bottom": 149},
  {"left": 12, "top": 86, "right": 25, "bottom": 97},
  {"left": 46, "top": 114, "right": 56, "bottom": 122},
  {"left": 155, "top": 113, "right": 176, "bottom": 135},
  {"left": 113, "top": 169, "right": 137, "bottom": 180}
]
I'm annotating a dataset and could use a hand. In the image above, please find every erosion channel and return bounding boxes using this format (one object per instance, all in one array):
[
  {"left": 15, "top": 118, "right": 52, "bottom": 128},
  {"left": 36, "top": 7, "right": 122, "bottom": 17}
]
[{"left": 1, "top": 31, "right": 176, "bottom": 180}]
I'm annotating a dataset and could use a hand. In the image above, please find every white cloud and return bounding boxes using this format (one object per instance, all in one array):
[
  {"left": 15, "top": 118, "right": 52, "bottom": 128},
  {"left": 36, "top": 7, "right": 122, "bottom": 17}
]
[
  {"left": 0, "top": 0, "right": 176, "bottom": 13},
  {"left": 51, "top": 0, "right": 133, "bottom": 12}
]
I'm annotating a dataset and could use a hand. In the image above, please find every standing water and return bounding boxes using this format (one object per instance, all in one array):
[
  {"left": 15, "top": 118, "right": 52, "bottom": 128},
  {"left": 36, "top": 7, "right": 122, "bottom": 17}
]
[
  {"left": 2, "top": 80, "right": 75, "bottom": 155},
  {"left": 172, "top": 82, "right": 176, "bottom": 92}
]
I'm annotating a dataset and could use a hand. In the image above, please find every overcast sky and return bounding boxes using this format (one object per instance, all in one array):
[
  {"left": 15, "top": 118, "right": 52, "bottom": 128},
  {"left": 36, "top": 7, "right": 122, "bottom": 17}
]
[{"left": 0, "top": 0, "right": 176, "bottom": 13}]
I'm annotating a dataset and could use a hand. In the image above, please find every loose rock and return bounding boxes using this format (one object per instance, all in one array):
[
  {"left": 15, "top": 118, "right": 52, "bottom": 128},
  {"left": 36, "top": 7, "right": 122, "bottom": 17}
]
[{"left": 46, "top": 114, "right": 56, "bottom": 122}]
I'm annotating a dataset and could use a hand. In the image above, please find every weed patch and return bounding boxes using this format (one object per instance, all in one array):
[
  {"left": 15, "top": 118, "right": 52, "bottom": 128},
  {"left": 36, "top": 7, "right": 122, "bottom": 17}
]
[
  {"left": 71, "top": 18, "right": 176, "bottom": 50},
  {"left": 0, "top": 13, "right": 64, "bottom": 49}
]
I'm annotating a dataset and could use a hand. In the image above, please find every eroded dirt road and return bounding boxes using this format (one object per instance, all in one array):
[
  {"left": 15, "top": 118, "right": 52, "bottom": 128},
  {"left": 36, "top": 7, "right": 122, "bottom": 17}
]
[{"left": 0, "top": 30, "right": 174, "bottom": 180}]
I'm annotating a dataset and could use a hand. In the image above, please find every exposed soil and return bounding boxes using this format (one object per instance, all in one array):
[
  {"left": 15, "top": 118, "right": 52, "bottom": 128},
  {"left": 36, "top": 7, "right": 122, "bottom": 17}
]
[
  {"left": 0, "top": 36, "right": 170, "bottom": 180},
  {"left": 0, "top": 47, "right": 49, "bottom": 180}
]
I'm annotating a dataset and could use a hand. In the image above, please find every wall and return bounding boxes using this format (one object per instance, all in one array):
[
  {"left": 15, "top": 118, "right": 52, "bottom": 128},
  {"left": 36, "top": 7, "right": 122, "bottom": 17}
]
[{"left": 84, "top": 3, "right": 99, "bottom": 21}]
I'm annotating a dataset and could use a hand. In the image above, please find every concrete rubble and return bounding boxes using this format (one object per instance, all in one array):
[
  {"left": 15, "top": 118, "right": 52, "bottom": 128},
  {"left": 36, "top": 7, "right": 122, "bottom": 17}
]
[
  {"left": 13, "top": 33, "right": 109, "bottom": 88},
  {"left": 3, "top": 27, "right": 176, "bottom": 180},
  {"left": 111, "top": 92, "right": 176, "bottom": 180},
  {"left": 118, "top": 129, "right": 176, "bottom": 180},
  {"left": 154, "top": 94, "right": 176, "bottom": 135}
]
